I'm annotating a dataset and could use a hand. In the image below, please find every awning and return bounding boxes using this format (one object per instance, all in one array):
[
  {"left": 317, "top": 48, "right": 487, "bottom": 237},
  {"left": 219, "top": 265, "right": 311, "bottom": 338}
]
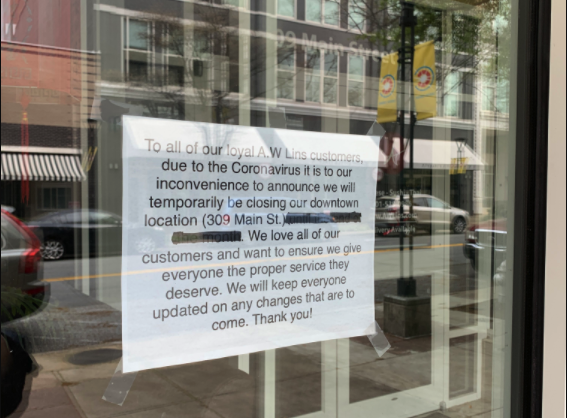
[
  {"left": 1, "top": 153, "right": 86, "bottom": 182},
  {"left": 378, "top": 138, "right": 484, "bottom": 170}
]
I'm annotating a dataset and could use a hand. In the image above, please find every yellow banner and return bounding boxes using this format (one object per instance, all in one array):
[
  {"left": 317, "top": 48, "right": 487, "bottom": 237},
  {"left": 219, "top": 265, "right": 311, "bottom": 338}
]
[
  {"left": 377, "top": 52, "right": 399, "bottom": 124},
  {"left": 450, "top": 158, "right": 468, "bottom": 175},
  {"left": 413, "top": 41, "right": 437, "bottom": 121}
]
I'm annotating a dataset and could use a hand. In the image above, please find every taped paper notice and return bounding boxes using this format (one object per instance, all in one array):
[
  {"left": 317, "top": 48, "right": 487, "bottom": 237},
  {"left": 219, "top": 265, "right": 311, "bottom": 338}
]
[{"left": 121, "top": 117, "right": 380, "bottom": 373}]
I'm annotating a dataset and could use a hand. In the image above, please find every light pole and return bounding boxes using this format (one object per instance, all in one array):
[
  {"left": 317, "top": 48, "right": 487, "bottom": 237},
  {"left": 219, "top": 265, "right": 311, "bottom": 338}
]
[{"left": 397, "top": 1, "right": 417, "bottom": 298}]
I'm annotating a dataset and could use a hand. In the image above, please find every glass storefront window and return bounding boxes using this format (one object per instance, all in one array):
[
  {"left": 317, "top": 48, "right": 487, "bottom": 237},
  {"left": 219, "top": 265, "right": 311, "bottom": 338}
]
[{"left": 0, "top": 0, "right": 537, "bottom": 417}]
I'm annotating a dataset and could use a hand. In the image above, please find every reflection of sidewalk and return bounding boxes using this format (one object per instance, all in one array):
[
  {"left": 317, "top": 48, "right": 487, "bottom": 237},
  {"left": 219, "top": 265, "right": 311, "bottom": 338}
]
[
  {"left": 16, "top": 342, "right": 258, "bottom": 418},
  {"left": 12, "top": 328, "right": 496, "bottom": 418},
  {"left": 3, "top": 282, "right": 121, "bottom": 354},
  {"left": 15, "top": 336, "right": 494, "bottom": 418}
]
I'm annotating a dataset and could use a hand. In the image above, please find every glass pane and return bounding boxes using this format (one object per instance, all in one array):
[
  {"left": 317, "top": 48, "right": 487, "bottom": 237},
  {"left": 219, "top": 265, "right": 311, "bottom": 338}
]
[
  {"left": 166, "top": 27, "right": 185, "bottom": 56},
  {"left": 306, "top": 49, "right": 321, "bottom": 71},
  {"left": 278, "top": 0, "right": 295, "bottom": 17},
  {"left": 194, "top": 31, "right": 211, "bottom": 57},
  {"left": 324, "top": 53, "right": 338, "bottom": 76},
  {"left": 276, "top": 344, "right": 323, "bottom": 417},
  {"left": 278, "top": 45, "right": 295, "bottom": 70},
  {"left": 129, "top": 20, "right": 149, "bottom": 50},
  {"left": 168, "top": 64, "right": 185, "bottom": 86},
  {"left": 349, "top": 1, "right": 365, "bottom": 30},
  {"left": 306, "top": 0, "right": 322, "bottom": 22},
  {"left": 278, "top": 72, "right": 295, "bottom": 99},
  {"left": 42, "top": 188, "right": 51, "bottom": 209},
  {"left": 57, "top": 188, "right": 66, "bottom": 209},
  {"left": 445, "top": 71, "right": 460, "bottom": 93},
  {"left": 306, "top": 74, "right": 321, "bottom": 102},
  {"left": 428, "top": 198, "right": 446, "bottom": 209},
  {"left": 497, "top": 80, "right": 510, "bottom": 113},
  {"left": 324, "top": 0, "right": 340, "bottom": 26},
  {"left": 323, "top": 77, "right": 338, "bottom": 103},
  {"left": 1, "top": 213, "right": 27, "bottom": 250},
  {"left": 450, "top": 335, "right": 478, "bottom": 398},
  {"left": 129, "top": 61, "right": 148, "bottom": 83},
  {"left": 0, "top": 1, "right": 525, "bottom": 418},
  {"left": 349, "top": 55, "right": 364, "bottom": 81},
  {"left": 445, "top": 94, "right": 459, "bottom": 117},
  {"left": 349, "top": 81, "right": 364, "bottom": 107}
]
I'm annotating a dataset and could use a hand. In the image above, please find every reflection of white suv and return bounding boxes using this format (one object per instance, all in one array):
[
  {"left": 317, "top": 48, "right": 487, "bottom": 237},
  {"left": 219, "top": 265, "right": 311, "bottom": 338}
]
[{"left": 375, "top": 194, "right": 470, "bottom": 234}]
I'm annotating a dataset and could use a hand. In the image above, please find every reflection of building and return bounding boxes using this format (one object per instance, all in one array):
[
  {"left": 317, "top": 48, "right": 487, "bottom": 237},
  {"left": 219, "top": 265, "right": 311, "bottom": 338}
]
[
  {"left": 1, "top": 41, "right": 97, "bottom": 219},
  {"left": 91, "top": 1, "right": 507, "bottom": 217}
]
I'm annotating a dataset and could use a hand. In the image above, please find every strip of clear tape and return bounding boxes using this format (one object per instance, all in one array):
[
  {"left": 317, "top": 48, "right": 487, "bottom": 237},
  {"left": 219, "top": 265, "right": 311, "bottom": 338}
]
[
  {"left": 367, "top": 321, "right": 391, "bottom": 357},
  {"left": 102, "top": 359, "right": 138, "bottom": 406}
]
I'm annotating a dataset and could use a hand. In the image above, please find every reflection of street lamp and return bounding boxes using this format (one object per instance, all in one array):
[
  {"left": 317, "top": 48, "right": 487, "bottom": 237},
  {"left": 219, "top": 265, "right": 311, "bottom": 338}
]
[{"left": 397, "top": 1, "right": 417, "bottom": 298}]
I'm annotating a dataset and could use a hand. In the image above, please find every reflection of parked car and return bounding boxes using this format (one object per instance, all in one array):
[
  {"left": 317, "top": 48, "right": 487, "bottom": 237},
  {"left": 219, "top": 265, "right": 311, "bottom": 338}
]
[
  {"left": 27, "top": 210, "right": 122, "bottom": 260},
  {"left": 463, "top": 218, "right": 507, "bottom": 270},
  {"left": 375, "top": 194, "right": 470, "bottom": 235},
  {"left": 27, "top": 210, "right": 165, "bottom": 261},
  {"left": 1, "top": 209, "right": 48, "bottom": 323}
]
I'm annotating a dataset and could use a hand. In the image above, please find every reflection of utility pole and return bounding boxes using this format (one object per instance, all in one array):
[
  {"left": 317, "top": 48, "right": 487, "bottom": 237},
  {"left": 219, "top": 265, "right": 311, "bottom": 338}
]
[{"left": 397, "top": 1, "right": 417, "bottom": 297}]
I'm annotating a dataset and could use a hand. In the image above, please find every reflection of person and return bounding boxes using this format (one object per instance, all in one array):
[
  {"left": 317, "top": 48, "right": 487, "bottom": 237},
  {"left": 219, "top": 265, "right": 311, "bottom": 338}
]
[{"left": 1, "top": 332, "right": 33, "bottom": 418}]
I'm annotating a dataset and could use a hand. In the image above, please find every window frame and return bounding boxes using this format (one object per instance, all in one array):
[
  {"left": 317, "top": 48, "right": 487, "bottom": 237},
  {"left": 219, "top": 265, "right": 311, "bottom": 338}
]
[{"left": 509, "top": 0, "right": 553, "bottom": 415}]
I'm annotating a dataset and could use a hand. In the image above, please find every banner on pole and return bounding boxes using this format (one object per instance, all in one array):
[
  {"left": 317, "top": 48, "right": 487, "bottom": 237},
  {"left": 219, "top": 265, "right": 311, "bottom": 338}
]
[
  {"left": 450, "top": 158, "right": 468, "bottom": 175},
  {"left": 413, "top": 41, "right": 437, "bottom": 121},
  {"left": 377, "top": 52, "right": 399, "bottom": 124}
]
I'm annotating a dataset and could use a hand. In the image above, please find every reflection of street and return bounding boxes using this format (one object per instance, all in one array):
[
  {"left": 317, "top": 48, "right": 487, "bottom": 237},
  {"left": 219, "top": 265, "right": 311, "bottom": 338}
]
[
  {"left": 41, "top": 233, "right": 469, "bottom": 280},
  {"left": 2, "top": 232, "right": 491, "bottom": 418},
  {"left": 7, "top": 232, "right": 472, "bottom": 356}
]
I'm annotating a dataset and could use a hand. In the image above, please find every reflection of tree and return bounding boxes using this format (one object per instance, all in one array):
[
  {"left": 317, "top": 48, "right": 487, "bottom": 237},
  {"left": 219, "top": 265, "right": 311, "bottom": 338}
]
[
  {"left": 342, "top": 0, "right": 512, "bottom": 111},
  {"left": 126, "top": 4, "right": 296, "bottom": 125},
  {"left": 128, "top": 5, "right": 237, "bottom": 124}
]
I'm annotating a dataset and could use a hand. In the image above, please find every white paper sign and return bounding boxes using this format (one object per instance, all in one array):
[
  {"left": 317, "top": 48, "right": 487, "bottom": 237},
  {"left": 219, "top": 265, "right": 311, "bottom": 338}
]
[{"left": 121, "top": 116, "right": 380, "bottom": 373}]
